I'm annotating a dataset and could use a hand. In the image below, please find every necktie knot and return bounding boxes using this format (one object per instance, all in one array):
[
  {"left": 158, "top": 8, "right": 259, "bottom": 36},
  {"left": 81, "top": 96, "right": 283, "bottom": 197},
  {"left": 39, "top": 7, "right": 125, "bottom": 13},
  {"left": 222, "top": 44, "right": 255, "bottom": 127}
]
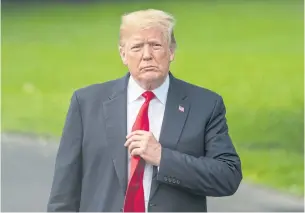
[{"left": 142, "top": 91, "right": 155, "bottom": 102}]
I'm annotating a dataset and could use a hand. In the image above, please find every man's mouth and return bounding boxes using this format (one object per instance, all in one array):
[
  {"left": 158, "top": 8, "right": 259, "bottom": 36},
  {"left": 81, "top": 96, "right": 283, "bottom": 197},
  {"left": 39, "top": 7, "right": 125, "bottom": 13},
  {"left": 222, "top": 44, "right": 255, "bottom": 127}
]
[{"left": 141, "top": 66, "right": 157, "bottom": 71}]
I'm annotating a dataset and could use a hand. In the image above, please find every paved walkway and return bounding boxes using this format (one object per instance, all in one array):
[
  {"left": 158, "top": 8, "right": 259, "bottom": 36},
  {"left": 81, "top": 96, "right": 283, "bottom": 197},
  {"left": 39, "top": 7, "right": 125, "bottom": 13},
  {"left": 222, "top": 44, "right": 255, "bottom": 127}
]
[{"left": 1, "top": 133, "right": 304, "bottom": 212}]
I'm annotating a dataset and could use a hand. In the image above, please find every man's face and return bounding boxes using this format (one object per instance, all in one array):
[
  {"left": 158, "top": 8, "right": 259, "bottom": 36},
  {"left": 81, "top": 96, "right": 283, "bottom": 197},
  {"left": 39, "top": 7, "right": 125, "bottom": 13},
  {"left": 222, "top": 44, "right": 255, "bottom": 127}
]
[{"left": 120, "top": 27, "right": 175, "bottom": 87}]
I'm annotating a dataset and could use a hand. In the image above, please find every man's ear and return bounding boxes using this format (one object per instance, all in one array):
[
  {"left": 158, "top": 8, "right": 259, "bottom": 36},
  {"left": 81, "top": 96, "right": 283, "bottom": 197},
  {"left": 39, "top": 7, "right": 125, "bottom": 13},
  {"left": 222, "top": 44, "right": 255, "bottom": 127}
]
[
  {"left": 169, "top": 48, "right": 175, "bottom": 62},
  {"left": 119, "top": 46, "right": 128, "bottom": 65}
]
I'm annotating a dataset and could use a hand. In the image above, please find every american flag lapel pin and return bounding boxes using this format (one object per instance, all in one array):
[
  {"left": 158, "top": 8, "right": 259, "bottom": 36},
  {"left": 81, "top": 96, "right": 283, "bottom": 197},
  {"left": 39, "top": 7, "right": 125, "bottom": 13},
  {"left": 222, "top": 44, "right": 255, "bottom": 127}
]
[{"left": 178, "top": 105, "right": 184, "bottom": 112}]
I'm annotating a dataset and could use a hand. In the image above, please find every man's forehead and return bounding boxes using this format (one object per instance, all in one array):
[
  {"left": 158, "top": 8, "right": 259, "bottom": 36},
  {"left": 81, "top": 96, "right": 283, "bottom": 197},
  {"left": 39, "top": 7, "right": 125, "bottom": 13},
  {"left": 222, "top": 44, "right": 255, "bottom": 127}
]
[
  {"left": 128, "top": 27, "right": 164, "bottom": 37},
  {"left": 129, "top": 33, "right": 165, "bottom": 43},
  {"left": 130, "top": 36, "right": 163, "bottom": 42}
]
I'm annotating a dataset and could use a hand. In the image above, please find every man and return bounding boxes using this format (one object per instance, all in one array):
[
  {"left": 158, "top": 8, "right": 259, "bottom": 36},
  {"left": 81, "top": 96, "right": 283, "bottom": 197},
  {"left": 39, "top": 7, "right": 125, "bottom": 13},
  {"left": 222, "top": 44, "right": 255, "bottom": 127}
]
[{"left": 47, "top": 9, "right": 242, "bottom": 212}]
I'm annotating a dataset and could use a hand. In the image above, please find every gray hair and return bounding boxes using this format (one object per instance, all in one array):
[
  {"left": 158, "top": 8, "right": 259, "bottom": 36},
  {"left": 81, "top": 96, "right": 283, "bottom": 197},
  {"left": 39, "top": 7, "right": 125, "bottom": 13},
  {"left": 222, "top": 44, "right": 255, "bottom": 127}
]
[{"left": 119, "top": 9, "right": 177, "bottom": 50}]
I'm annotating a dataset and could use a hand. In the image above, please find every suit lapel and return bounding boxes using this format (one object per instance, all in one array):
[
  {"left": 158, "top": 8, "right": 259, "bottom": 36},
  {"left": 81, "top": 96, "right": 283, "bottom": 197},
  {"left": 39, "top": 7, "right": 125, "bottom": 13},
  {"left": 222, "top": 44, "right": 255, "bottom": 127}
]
[
  {"left": 149, "top": 74, "right": 190, "bottom": 199},
  {"left": 102, "top": 73, "right": 130, "bottom": 194}
]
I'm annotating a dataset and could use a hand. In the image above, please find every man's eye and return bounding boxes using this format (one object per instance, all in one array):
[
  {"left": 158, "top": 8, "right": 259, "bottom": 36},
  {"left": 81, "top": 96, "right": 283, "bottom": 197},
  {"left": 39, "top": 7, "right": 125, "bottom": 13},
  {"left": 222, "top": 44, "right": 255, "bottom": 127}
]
[
  {"left": 132, "top": 45, "right": 141, "bottom": 49},
  {"left": 152, "top": 44, "right": 162, "bottom": 49}
]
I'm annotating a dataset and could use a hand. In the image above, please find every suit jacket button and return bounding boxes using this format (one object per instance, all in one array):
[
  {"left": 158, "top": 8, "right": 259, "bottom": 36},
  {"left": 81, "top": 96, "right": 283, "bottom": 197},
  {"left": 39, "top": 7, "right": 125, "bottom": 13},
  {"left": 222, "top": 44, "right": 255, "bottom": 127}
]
[{"left": 149, "top": 203, "right": 156, "bottom": 207}]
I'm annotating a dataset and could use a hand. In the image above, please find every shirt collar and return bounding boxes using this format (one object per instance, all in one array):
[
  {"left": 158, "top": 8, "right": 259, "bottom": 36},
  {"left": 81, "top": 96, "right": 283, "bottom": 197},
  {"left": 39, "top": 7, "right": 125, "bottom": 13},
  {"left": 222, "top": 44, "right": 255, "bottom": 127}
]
[{"left": 127, "top": 74, "right": 170, "bottom": 105}]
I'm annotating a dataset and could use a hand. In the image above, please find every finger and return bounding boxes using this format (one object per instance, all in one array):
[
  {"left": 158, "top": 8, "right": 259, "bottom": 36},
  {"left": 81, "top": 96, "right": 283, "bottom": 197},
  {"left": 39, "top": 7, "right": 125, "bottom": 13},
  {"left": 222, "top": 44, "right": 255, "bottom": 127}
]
[
  {"left": 128, "top": 141, "right": 142, "bottom": 154},
  {"left": 126, "top": 130, "right": 143, "bottom": 139},
  {"left": 130, "top": 147, "right": 144, "bottom": 156},
  {"left": 126, "top": 130, "right": 149, "bottom": 139},
  {"left": 124, "top": 135, "right": 143, "bottom": 147}
]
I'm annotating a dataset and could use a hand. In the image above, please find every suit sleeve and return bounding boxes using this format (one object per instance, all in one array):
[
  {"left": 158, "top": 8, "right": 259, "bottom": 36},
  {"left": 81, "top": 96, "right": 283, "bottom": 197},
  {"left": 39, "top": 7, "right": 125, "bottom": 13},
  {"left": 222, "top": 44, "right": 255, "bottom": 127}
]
[
  {"left": 157, "top": 96, "right": 242, "bottom": 197},
  {"left": 47, "top": 91, "right": 83, "bottom": 211}
]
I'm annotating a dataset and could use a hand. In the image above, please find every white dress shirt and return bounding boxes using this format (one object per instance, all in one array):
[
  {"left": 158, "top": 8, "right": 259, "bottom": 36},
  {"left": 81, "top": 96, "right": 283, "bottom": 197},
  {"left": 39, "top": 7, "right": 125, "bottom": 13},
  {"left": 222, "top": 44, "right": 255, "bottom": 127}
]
[{"left": 127, "top": 74, "right": 169, "bottom": 211}]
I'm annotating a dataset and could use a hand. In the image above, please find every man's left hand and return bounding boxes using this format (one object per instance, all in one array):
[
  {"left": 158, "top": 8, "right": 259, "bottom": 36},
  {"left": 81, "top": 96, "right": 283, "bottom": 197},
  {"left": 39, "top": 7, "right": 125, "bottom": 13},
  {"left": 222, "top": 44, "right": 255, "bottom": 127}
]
[{"left": 124, "top": 130, "right": 162, "bottom": 166}]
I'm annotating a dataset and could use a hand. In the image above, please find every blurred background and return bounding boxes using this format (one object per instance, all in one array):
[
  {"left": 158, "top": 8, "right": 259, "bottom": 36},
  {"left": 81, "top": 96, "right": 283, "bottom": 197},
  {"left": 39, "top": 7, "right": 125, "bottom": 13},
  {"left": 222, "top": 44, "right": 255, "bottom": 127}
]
[{"left": 1, "top": 0, "right": 304, "bottom": 211}]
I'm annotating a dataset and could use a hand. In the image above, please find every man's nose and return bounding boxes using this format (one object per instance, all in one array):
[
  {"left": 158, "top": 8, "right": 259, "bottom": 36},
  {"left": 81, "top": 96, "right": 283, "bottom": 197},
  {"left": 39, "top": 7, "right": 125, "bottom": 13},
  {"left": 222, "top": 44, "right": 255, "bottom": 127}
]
[{"left": 142, "top": 45, "right": 152, "bottom": 60}]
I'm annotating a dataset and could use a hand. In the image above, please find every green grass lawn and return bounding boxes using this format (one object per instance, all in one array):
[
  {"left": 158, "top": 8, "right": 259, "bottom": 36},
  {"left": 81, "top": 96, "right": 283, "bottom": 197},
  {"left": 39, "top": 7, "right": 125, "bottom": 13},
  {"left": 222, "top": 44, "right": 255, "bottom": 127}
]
[{"left": 2, "top": 1, "right": 304, "bottom": 196}]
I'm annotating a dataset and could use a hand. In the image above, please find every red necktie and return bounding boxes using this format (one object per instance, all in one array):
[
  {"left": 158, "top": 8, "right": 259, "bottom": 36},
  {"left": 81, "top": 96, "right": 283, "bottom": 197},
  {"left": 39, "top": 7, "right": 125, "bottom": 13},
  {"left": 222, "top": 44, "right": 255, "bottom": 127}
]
[{"left": 123, "top": 91, "right": 155, "bottom": 212}]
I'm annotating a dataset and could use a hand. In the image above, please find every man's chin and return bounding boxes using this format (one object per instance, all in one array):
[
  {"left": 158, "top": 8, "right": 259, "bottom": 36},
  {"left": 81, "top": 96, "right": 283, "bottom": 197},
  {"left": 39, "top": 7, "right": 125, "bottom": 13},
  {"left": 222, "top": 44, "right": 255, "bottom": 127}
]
[{"left": 140, "top": 71, "right": 162, "bottom": 81}]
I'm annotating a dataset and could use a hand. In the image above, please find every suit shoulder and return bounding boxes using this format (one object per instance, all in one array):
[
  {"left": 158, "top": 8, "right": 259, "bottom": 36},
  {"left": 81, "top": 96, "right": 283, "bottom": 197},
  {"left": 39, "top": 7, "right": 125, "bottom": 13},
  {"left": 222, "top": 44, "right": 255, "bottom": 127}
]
[{"left": 175, "top": 78, "right": 226, "bottom": 116}]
